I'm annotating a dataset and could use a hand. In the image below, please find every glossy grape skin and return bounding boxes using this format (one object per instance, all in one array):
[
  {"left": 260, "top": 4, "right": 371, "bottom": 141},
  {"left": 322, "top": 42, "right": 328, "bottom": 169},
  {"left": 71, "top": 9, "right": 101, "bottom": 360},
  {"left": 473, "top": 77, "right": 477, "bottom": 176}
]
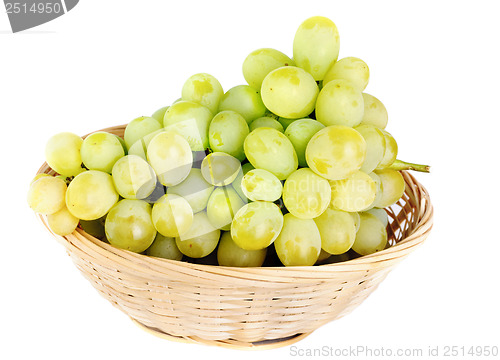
[
  {"left": 81, "top": 131, "right": 125, "bottom": 173},
  {"left": 167, "top": 168, "right": 214, "bottom": 213},
  {"left": 373, "top": 169, "right": 406, "bottom": 208},
  {"left": 352, "top": 212, "right": 388, "bottom": 255},
  {"left": 206, "top": 186, "right": 246, "bottom": 231},
  {"left": 151, "top": 106, "right": 169, "bottom": 124},
  {"left": 208, "top": 110, "right": 249, "bottom": 161},
  {"left": 241, "top": 169, "right": 282, "bottom": 202},
  {"left": 45, "top": 132, "right": 84, "bottom": 177},
  {"left": 354, "top": 124, "right": 386, "bottom": 174},
  {"left": 175, "top": 211, "right": 220, "bottom": 258},
  {"left": 127, "top": 129, "right": 164, "bottom": 161},
  {"left": 377, "top": 130, "right": 398, "bottom": 169},
  {"left": 242, "top": 48, "right": 295, "bottom": 90},
  {"left": 329, "top": 170, "right": 377, "bottom": 212},
  {"left": 360, "top": 93, "right": 388, "bottom": 129},
  {"left": 152, "top": 194, "right": 194, "bottom": 237},
  {"left": 47, "top": 206, "right": 79, "bottom": 236},
  {"left": 146, "top": 233, "right": 183, "bottom": 261},
  {"left": 314, "top": 208, "right": 356, "bottom": 255},
  {"left": 200, "top": 152, "right": 241, "bottom": 186},
  {"left": 218, "top": 85, "right": 266, "bottom": 124},
  {"left": 217, "top": 231, "right": 267, "bottom": 267},
  {"left": 249, "top": 117, "right": 284, "bottom": 133},
  {"left": 124, "top": 116, "right": 162, "bottom": 149},
  {"left": 111, "top": 155, "right": 157, "bottom": 200},
  {"left": 284, "top": 119, "right": 325, "bottom": 167},
  {"left": 27, "top": 176, "right": 67, "bottom": 215},
  {"left": 323, "top": 57, "right": 370, "bottom": 91},
  {"left": 181, "top": 73, "right": 224, "bottom": 114},
  {"left": 366, "top": 208, "right": 389, "bottom": 228}
]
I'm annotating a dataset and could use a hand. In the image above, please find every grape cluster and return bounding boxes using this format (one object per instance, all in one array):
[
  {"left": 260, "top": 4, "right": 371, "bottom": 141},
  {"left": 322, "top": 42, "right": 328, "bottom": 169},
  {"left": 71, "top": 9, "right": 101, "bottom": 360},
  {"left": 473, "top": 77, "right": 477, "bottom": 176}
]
[{"left": 28, "top": 16, "right": 428, "bottom": 267}]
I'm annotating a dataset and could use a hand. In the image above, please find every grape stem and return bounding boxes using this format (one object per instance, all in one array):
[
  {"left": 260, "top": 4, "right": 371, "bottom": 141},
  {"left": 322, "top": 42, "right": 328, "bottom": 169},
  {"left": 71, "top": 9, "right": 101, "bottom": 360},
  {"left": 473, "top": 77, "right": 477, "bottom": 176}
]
[{"left": 389, "top": 159, "right": 430, "bottom": 173}]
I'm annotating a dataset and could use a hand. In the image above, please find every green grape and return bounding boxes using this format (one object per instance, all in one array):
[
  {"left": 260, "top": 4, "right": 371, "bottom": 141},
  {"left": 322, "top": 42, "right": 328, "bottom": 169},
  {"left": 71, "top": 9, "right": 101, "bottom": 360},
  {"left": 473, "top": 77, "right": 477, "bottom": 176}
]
[
  {"left": 323, "top": 57, "right": 370, "bottom": 91},
  {"left": 377, "top": 130, "right": 398, "bottom": 168},
  {"left": 27, "top": 176, "right": 67, "bottom": 214},
  {"left": 105, "top": 199, "right": 157, "bottom": 253},
  {"left": 151, "top": 106, "right": 169, "bottom": 124},
  {"left": 231, "top": 201, "right": 284, "bottom": 250},
  {"left": 366, "top": 208, "right": 389, "bottom": 228},
  {"left": 242, "top": 48, "right": 295, "bottom": 90},
  {"left": 152, "top": 194, "right": 193, "bottom": 237},
  {"left": 80, "top": 216, "right": 106, "bottom": 240},
  {"left": 111, "top": 155, "right": 157, "bottom": 199},
  {"left": 284, "top": 119, "right": 325, "bottom": 167},
  {"left": 351, "top": 211, "right": 361, "bottom": 232},
  {"left": 45, "top": 132, "right": 84, "bottom": 177},
  {"left": 206, "top": 187, "right": 246, "bottom": 231},
  {"left": 274, "top": 213, "right": 321, "bottom": 266},
  {"left": 163, "top": 101, "right": 213, "bottom": 151},
  {"left": 260, "top": 66, "right": 319, "bottom": 119},
  {"left": 352, "top": 212, "right": 388, "bottom": 255},
  {"left": 201, "top": 152, "right": 241, "bottom": 186},
  {"left": 360, "top": 93, "right": 388, "bottom": 129},
  {"left": 81, "top": 131, "right": 125, "bottom": 173},
  {"left": 354, "top": 124, "right": 386, "bottom": 173},
  {"left": 208, "top": 110, "right": 249, "bottom": 161},
  {"left": 181, "top": 73, "right": 224, "bottom": 114},
  {"left": 244, "top": 127, "right": 298, "bottom": 180},
  {"left": 315, "top": 79, "right": 364, "bottom": 127},
  {"left": 277, "top": 117, "right": 298, "bottom": 130},
  {"left": 127, "top": 129, "right": 164, "bottom": 161},
  {"left": 47, "top": 206, "right": 79, "bottom": 236},
  {"left": 364, "top": 172, "right": 382, "bottom": 211},
  {"left": 241, "top": 162, "right": 255, "bottom": 175},
  {"left": 314, "top": 208, "right": 356, "bottom": 255},
  {"left": 146, "top": 233, "right": 183, "bottom": 261},
  {"left": 124, "top": 116, "right": 162, "bottom": 149},
  {"left": 241, "top": 169, "right": 282, "bottom": 202},
  {"left": 293, "top": 16, "right": 340, "bottom": 81},
  {"left": 66, "top": 170, "right": 119, "bottom": 220},
  {"left": 167, "top": 168, "right": 214, "bottom": 213},
  {"left": 373, "top": 169, "right": 406, "bottom": 208},
  {"left": 175, "top": 211, "right": 220, "bottom": 258},
  {"left": 217, "top": 231, "right": 267, "bottom": 267},
  {"left": 218, "top": 85, "right": 266, "bottom": 124},
  {"left": 306, "top": 125, "right": 366, "bottom": 181},
  {"left": 147, "top": 131, "right": 193, "bottom": 186},
  {"left": 249, "top": 117, "right": 284, "bottom": 133},
  {"left": 231, "top": 167, "right": 247, "bottom": 202},
  {"left": 282, "top": 168, "right": 331, "bottom": 219},
  {"left": 329, "top": 170, "right": 377, "bottom": 212}
]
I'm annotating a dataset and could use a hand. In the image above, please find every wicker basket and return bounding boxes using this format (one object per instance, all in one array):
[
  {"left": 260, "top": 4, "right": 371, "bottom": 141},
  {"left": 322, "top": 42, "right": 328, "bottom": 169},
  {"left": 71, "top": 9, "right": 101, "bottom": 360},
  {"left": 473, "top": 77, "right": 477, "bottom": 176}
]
[{"left": 36, "top": 125, "right": 433, "bottom": 350}]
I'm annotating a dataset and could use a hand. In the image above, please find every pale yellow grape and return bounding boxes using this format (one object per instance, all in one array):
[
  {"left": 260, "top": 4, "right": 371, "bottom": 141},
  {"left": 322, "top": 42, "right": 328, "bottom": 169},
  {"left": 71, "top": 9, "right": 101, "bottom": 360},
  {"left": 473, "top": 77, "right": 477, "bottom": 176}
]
[
  {"left": 352, "top": 213, "right": 388, "bottom": 255},
  {"left": 231, "top": 201, "right": 283, "bottom": 250},
  {"left": 351, "top": 212, "right": 361, "bottom": 232},
  {"left": 314, "top": 208, "right": 356, "bottom": 255},
  {"left": 127, "top": 129, "right": 164, "bottom": 161},
  {"left": 201, "top": 152, "right": 241, "bottom": 186},
  {"left": 167, "top": 168, "right": 214, "bottom": 213},
  {"left": 45, "top": 132, "right": 83, "bottom": 177},
  {"left": 260, "top": 66, "right": 319, "bottom": 119},
  {"left": 217, "top": 232, "right": 267, "bottom": 267},
  {"left": 293, "top": 16, "right": 340, "bottom": 80},
  {"left": 152, "top": 194, "right": 193, "bottom": 237},
  {"left": 151, "top": 106, "right": 169, "bottom": 123},
  {"left": 284, "top": 119, "right": 325, "bottom": 167},
  {"left": 27, "top": 176, "right": 67, "bottom": 214},
  {"left": 47, "top": 206, "right": 79, "bottom": 236},
  {"left": 360, "top": 93, "right": 388, "bottom": 129},
  {"left": 283, "top": 168, "right": 331, "bottom": 219},
  {"left": 354, "top": 124, "right": 386, "bottom": 173},
  {"left": 163, "top": 101, "right": 213, "bottom": 151},
  {"left": 81, "top": 132, "right": 125, "bottom": 173},
  {"left": 146, "top": 233, "right": 183, "bottom": 261},
  {"left": 208, "top": 110, "right": 249, "bottom": 161},
  {"left": 329, "top": 170, "right": 377, "bottom": 212},
  {"left": 244, "top": 127, "right": 298, "bottom": 180},
  {"left": 175, "top": 211, "right": 220, "bottom": 258},
  {"left": 249, "top": 117, "right": 284, "bottom": 133},
  {"left": 242, "top": 48, "right": 295, "bottom": 90},
  {"left": 366, "top": 208, "right": 389, "bottom": 228},
  {"left": 323, "top": 57, "right": 370, "bottom": 91},
  {"left": 124, "top": 116, "right": 162, "bottom": 149},
  {"left": 364, "top": 172, "right": 382, "bottom": 211},
  {"left": 181, "top": 73, "right": 224, "bottom": 114},
  {"left": 241, "top": 169, "right": 282, "bottom": 202},
  {"left": 105, "top": 199, "right": 157, "bottom": 253},
  {"left": 206, "top": 187, "right": 246, "bottom": 231},
  {"left": 377, "top": 130, "right": 398, "bottom": 168},
  {"left": 315, "top": 79, "right": 364, "bottom": 127},
  {"left": 111, "top": 155, "right": 156, "bottom": 200},
  {"left": 147, "top": 131, "right": 193, "bottom": 186},
  {"left": 218, "top": 85, "right": 266, "bottom": 124},
  {"left": 306, "top": 125, "right": 366, "bottom": 180},
  {"left": 66, "top": 170, "right": 119, "bottom": 220},
  {"left": 373, "top": 169, "right": 406, "bottom": 208},
  {"left": 274, "top": 213, "right": 321, "bottom": 266},
  {"left": 29, "top": 173, "right": 50, "bottom": 185}
]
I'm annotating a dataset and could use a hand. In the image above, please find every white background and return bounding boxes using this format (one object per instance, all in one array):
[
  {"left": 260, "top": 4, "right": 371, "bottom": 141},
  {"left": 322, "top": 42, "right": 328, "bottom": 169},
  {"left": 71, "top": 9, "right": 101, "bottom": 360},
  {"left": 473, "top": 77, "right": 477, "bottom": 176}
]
[{"left": 1, "top": 1, "right": 499, "bottom": 359}]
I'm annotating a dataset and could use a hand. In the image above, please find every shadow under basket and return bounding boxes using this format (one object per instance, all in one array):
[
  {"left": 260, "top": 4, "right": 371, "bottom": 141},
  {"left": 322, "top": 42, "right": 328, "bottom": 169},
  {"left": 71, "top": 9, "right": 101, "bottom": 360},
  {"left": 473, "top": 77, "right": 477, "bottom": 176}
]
[{"left": 37, "top": 125, "right": 434, "bottom": 350}]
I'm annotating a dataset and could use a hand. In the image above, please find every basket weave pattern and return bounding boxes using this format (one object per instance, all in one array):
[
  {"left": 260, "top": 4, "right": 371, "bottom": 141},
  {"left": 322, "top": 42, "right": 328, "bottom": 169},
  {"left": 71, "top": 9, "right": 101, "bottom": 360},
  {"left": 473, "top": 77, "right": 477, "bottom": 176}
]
[{"left": 37, "top": 125, "right": 433, "bottom": 348}]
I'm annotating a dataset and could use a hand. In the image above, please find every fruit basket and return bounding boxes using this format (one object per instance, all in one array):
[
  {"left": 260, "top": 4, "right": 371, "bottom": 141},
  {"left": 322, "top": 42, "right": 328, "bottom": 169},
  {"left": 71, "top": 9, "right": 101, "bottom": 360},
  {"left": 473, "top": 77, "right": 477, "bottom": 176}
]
[{"left": 35, "top": 125, "right": 433, "bottom": 350}]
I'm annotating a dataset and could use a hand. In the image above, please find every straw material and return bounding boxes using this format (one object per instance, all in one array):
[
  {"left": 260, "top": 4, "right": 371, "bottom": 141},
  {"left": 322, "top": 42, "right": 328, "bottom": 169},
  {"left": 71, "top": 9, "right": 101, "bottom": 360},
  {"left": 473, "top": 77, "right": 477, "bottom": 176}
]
[{"left": 37, "top": 125, "right": 434, "bottom": 349}]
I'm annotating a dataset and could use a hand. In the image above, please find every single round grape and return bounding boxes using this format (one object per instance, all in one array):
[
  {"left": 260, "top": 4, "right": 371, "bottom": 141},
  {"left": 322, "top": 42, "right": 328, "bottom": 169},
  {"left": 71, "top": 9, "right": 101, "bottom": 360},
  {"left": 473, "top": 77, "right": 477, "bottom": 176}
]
[
  {"left": 261, "top": 66, "right": 319, "bottom": 119},
  {"left": 244, "top": 127, "right": 298, "bottom": 180},
  {"left": 206, "top": 186, "right": 246, "bottom": 231},
  {"left": 354, "top": 124, "right": 386, "bottom": 174},
  {"left": 81, "top": 131, "right": 125, "bottom": 173},
  {"left": 329, "top": 170, "right": 377, "bottom": 212},
  {"left": 66, "top": 170, "right": 119, "bottom": 220},
  {"left": 124, "top": 116, "right": 162, "bottom": 149},
  {"left": 146, "top": 233, "right": 183, "bottom": 260},
  {"left": 27, "top": 176, "right": 67, "bottom": 215},
  {"left": 217, "top": 232, "right": 267, "bottom": 267},
  {"left": 242, "top": 48, "right": 295, "bottom": 90},
  {"left": 366, "top": 208, "right": 389, "bottom": 228},
  {"left": 167, "top": 168, "right": 214, "bottom": 213},
  {"left": 231, "top": 201, "right": 284, "bottom": 250},
  {"left": 283, "top": 168, "right": 331, "bottom": 219},
  {"left": 274, "top": 213, "right": 321, "bottom": 266},
  {"left": 377, "top": 130, "right": 398, "bottom": 169},
  {"left": 127, "top": 129, "right": 164, "bottom": 161},
  {"left": 181, "top": 73, "right": 224, "bottom": 114},
  {"left": 218, "top": 85, "right": 266, "bottom": 124},
  {"left": 306, "top": 125, "right": 366, "bottom": 181},
  {"left": 360, "top": 93, "right": 388, "bottom": 129},
  {"left": 373, "top": 169, "right": 406, "bottom": 208},
  {"left": 152, "top": 194, "right": 194, "bottom": 237},
  {"left": 201, "top": 152, "right": 241, "bottom": 186},
  {"left": 151, "top": 106, "right": 169, "bottom": 124},
  {"left": 147, "top": 131, "right": 193, "bottom": 187},
  {"left": 111, "top": 155, "right": 156, "bottom": 199},
  {"left": 315, "top": 79, "right": 365, "bottom": 127},
  {"left": 45, "top": 132, "right": 84, "bottom": 177},
  {"left": 208, "top": 110, "right": 249, "bottom": 161},
  {"left": 352, "top": 212, "right": 388, "bottom": 256},
  {"left": 314, "top": 208, "right": 356, "bottom": 255},
  {"left": 249, "top": 117, "right": 284, "bottom": 133},
  {"left": 323, "top": 57, "right": 370, "bottom": 91},
  {"left": 47, "top": 206, "right": 79, "bottom": 236},
  {"left": 278, "top": 117, "right": 298, "bottom": 130},
  {"left": 293, "top": 16, "right": 340, "bottom": 81},
  {"left": 175, "top": 211, "right": 220, "bottom": 258},
  {"left": 105, "top": 199, "right": 157, "bottom": 253},
  {"left": 241, "top": 169, "right": 282, "bottom": 202},
  {"left": 284, "top": 119, "right": 325, "bottom": 167},
  {"left": 29, "top": 173, "right": 50, "bottom": 186}
]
